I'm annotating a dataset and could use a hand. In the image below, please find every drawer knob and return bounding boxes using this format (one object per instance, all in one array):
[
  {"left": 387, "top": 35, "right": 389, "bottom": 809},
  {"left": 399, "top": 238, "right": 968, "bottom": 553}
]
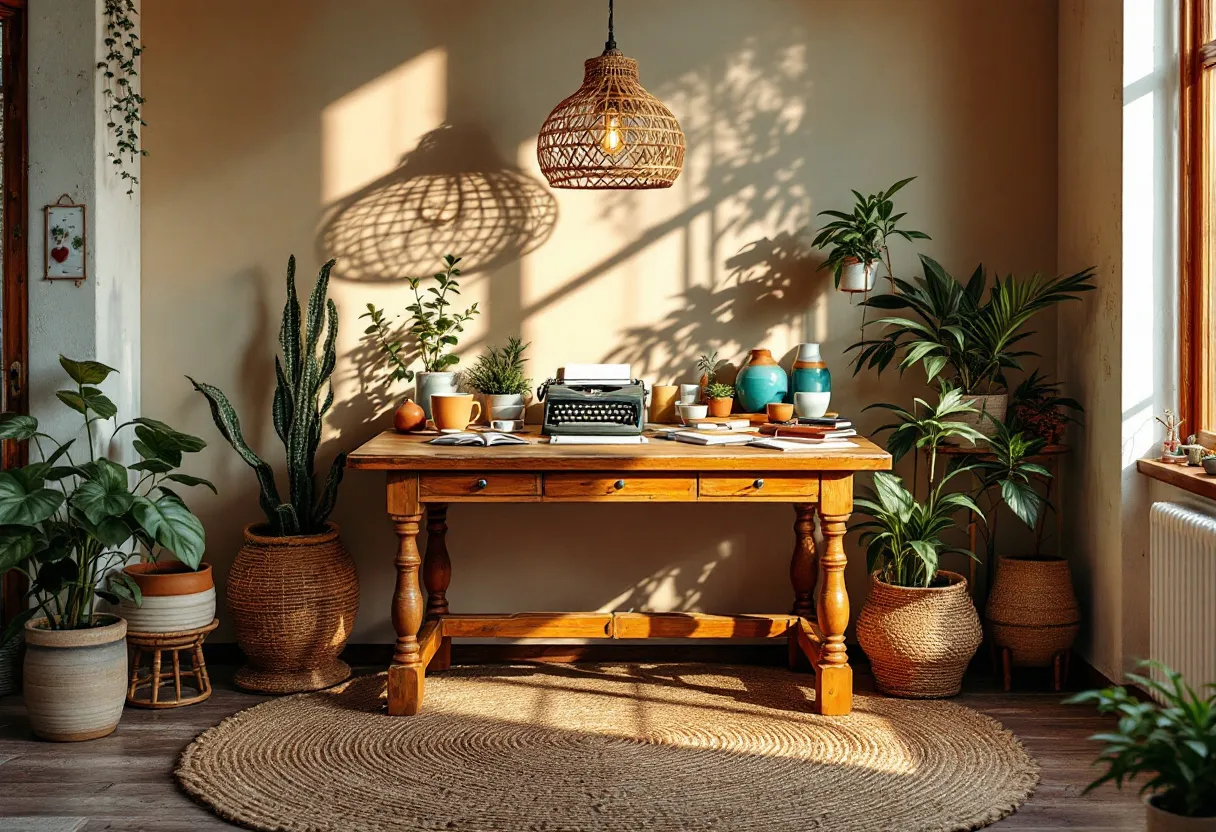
[
  {"left": 613, "top": 479, "right": 626, "bottom": 491},
  {"left": 474, "top": 478, "right": 488, "bottom": 490},
  {"left": 753, "top": 478, "right": 765, "bottom": 490}
]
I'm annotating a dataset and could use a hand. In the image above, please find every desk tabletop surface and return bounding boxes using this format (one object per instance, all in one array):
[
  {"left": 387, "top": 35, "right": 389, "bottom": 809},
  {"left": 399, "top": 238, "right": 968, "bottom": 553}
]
[{"left": 347, "top": 428, "right": 892, "bottom": 472}]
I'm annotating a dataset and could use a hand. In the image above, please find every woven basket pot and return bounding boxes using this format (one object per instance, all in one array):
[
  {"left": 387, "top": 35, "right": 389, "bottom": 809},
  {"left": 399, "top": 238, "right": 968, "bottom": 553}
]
[
  {"left": 955, "top": 393, "right": 1009, "bottom": 438},
  {"left": 985, "top": 556, "right": 1080, "bottom": 667},
  {"left": 856, "top": 570, "right": 983, "bottom": 699},
  {"left": 227, "top": 523, "right": 359, "bottom": 694}
]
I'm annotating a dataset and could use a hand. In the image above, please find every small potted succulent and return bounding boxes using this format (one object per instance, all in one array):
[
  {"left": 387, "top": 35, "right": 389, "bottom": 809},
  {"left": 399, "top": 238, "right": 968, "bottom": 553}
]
[
  {"left": 463, "top": 336, "right": 532, "bottom": 425},
  {"left": 1066, "top": 662, "right": 1216, "bottom": 831},
  {"left": 0, "top": 356, "right": 208, "bottom": 740},
  {"left": 811, "top": 177, "right": 928, "bottom": 293},
  {"left": 362, "top": 254, "right": 478, "bottom": 421},
  {"left": 704, "top": 382, "right": 735, "bottom": 417}
]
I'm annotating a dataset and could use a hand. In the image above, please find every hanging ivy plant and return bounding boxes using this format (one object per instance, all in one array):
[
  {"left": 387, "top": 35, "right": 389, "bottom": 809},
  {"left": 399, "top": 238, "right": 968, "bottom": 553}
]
[{"left": 97, "top": 0, "right": 145, "bottom": 195}]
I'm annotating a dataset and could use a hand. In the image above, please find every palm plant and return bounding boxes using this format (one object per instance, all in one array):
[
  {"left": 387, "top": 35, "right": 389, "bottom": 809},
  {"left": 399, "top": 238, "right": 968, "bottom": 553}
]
[
  {"left": 849, "top": 255, "right": 1096, "bottom": 393},
  {"left": 811, "top": 177, "right": 929, "bottom": 288}
]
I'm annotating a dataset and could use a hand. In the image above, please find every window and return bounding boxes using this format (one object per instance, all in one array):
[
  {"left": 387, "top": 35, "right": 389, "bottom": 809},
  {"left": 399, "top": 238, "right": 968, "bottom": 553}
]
[{"left": 1181, "top": 0, "right": 1216, "bottom": 436}]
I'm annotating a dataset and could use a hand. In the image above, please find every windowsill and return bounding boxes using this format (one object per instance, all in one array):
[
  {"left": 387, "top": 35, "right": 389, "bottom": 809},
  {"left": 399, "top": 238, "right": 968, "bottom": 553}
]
[{"left": 1136, "top": 458, "right": 1216, "bottom": 501}]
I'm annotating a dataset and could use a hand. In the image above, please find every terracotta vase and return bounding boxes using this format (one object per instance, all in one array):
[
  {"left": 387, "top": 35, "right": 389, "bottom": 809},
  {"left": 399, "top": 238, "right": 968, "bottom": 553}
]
[
  {"left": 118, "top": 561, "right": 216, "bottom": 633},
  {"left": 226, "top": 523, "right": 359, "bottom": 694},
  {"left": 24, "top": 615, "right": 128, "bottom": 741},
  {"left": 1146, "top": 796, "right": 1216, "bottom": 831},
  {"left": 856, "top": 570, "right": 982, "bottom": 698},
  {"left": 985, "top": 556, "right": 1080, "bottom": 668},
  {"left": 393, "top": 398, "right": 426, "bottom": 432},
  {"left": 706, "top": 396, "right": 733, "bottom": 417}
]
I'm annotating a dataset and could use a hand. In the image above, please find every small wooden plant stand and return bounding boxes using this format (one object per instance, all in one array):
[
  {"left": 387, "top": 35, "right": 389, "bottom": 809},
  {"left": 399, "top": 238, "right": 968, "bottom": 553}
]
[{"left": 126, "top": 619, "right": 219, "bottom": 709}]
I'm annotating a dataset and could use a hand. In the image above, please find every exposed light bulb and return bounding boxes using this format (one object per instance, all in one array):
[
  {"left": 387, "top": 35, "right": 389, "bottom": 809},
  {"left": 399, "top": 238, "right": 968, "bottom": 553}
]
[{"left": 601, "top": 105, "right": 625, "bottom": 156}]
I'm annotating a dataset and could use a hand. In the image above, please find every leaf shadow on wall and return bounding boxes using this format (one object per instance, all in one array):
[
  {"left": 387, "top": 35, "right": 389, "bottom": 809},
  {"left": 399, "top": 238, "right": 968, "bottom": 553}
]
[{"left": 318, "top": 123, "right": 559, "bottom": 282}]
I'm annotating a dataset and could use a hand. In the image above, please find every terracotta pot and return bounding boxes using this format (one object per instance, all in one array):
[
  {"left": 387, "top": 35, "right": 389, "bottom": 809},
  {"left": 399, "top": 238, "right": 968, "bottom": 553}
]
[
  {"left": 856, "top": 570, "right": 982, "bottom": 698},
  {"left": 226, "top": 523, "right": 359, "bottom": 694},
  {"left": 23, "top": 615, "right": 127, "bottom": 741},
  {"left": 986, "top": 556, "right": 1080, "bottom": 668},
  {"left": 955, "top": 393, "right": 1008, "bottom": 438},
  {"left": 393, "top": 399, "right": 426, "bottom": 433},
  {"left": 118, "top": 561, "right": 216, "bottom": 633},
  {"left": 706, "top": 396, "right": 733, "bottom": 417},
  {"left": 1147, "top": 796, "right": 1216, "bottom": 832}
]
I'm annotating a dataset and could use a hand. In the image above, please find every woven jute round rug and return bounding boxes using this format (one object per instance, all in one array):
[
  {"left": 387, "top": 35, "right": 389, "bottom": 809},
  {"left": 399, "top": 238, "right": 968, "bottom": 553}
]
[{"left": 177, "top": 664, "right": 1038, "bottom": 832}]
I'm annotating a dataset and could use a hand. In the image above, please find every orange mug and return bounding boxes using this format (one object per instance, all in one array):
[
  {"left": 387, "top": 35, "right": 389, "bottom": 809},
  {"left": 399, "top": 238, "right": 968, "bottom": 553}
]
[{"left": 431, "top": 393, "right": 482, "bottom": 431}]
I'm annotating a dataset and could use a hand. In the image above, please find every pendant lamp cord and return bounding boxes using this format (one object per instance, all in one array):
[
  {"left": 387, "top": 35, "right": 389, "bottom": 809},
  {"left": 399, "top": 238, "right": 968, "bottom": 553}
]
[{"left": 605, "top": 0, "right": 617, "bottom": 51}]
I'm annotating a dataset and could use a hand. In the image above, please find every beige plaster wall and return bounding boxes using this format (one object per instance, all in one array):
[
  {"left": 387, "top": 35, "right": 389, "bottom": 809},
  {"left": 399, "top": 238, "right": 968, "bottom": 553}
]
[{"left": 141, "top": 0, "right": 1059, "bottom": 643}]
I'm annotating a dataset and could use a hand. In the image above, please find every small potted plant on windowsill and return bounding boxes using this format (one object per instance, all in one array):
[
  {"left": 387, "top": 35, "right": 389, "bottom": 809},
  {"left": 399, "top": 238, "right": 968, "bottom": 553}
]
[
  {"left": 1066, "top": 662, "right": 1216, "bottom": 831},
  {"left": 0, "top": 356, "right": 208, "bottom": 741},
  {"left": 464, "top": 336, "right": 532, "bottom": 425},
  {"left": 812, "top": 177, "right": 929, "bottom": 294},
  {"left": 362, "top": 254, "right": 479, "bottom": 422}
]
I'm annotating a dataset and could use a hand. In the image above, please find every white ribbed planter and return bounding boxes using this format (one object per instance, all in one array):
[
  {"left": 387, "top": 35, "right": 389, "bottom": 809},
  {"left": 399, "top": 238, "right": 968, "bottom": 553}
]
[
  {"left": 118, "top": 562, "right": 216, "bottom": 634},
  {"left": 24, "top": 615, "right": 128, "bottom": 742},
  {"left": 839, "top": 259, "right": 878, "bottom": 293}
]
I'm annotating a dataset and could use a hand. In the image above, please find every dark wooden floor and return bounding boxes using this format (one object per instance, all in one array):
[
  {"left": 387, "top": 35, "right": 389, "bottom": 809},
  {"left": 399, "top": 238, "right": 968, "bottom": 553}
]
[{"left": 0, "top": 661, "right": 1145, "bottom": 832}]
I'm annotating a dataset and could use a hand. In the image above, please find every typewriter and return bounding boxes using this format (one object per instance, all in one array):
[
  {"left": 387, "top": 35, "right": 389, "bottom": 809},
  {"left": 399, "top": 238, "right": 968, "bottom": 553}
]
[{"left": 536, "top": 365, "right": 646, "bottom": 436}]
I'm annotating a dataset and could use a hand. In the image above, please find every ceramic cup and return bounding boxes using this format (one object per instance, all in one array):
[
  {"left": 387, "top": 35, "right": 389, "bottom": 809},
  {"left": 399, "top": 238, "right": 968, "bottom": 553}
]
[
  {"left": 679, "top": 384, "right": 701, "bottom": 405},
  {"left": 1204, "top": 456, "right": 1216, "bottom": 476},
  {"left": 676, "top": 402, "right": 708, "bottom": 425},
  {"left": 766, "top": 402, "right": 795, "bottom": 423},
  {"left": 431, "top": 394, "right": 482, "bottom": 431},
  {"left": 795, "top": 391, "right": 831, "bottom": 419}
]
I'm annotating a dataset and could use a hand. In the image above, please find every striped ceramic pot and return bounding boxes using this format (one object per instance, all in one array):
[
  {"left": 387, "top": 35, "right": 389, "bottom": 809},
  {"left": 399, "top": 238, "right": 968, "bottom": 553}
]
[
  {"left": 118, "top": 561, "right": 216, "bottom": 634},
  {"left": 23, "top": 615, "right": 128, "bottom": 741}
]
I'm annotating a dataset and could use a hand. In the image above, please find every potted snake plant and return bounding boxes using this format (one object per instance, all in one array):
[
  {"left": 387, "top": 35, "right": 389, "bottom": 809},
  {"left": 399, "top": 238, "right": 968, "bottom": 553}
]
[
  {"left": 191, "top": 255, "right": 357, "bottom": 695},
  {"left": 0, "top": 357, "right": 208, "bottom": 740}
]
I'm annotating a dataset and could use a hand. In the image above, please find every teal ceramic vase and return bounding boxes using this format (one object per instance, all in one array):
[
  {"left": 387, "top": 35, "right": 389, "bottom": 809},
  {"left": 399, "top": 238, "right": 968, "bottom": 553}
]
[
  {"left": 791, "top": 342, "right": 831, "bottom": 414},
  {"left": 735, "top": 349, "right": 789, "bottom": 413}
]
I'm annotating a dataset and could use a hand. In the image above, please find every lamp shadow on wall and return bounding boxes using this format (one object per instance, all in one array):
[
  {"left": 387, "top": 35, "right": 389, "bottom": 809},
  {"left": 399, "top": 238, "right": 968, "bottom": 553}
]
[{"left": 318, "top": 123, "right": 559, "bottom": 282}]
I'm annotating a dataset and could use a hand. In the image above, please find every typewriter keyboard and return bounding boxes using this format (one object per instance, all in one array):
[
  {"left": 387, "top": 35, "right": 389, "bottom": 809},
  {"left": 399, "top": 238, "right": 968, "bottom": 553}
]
[{"left": 548, "top": 401, "right": 640, "bottom": 425}]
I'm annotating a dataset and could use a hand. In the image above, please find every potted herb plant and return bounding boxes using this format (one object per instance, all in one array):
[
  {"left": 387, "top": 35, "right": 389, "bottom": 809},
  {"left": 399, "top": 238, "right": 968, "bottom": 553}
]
[
  {"left": 849, "top": 255, "right": 1096, "bottom": 436},
  {"left": 854, "top": 388, "right": 987, "bottom": 698},
  {"left": 704, "top": 383, "right": 735, "bottom": 417},
  {"left": 811, "top": 177, "right": 929, "bottom": 293},
  {"left": 0, "top": 356, "right": 208, "bottom": 740},
  {"left": 1067, "top": 662, "right": 1216, "bottom": 831},
  {"left": 191, "top": 256, "right": 358, "bottom": 695},
  {"left": 464, "top": 336, "right": 532, "bottom": 425},
  {"left": 363, "top": 254, "right": 479, "bottom": 421}
]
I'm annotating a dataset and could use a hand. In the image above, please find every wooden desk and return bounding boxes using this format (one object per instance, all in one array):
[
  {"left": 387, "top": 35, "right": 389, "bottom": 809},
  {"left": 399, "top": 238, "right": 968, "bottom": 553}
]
[{"left": 348, "top": 429, "right": 891, "bottom": 717}]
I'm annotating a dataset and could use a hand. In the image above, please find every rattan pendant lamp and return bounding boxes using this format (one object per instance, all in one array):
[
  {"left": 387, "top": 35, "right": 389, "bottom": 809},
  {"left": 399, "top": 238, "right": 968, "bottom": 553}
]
[{"left": 537, "top": 0, "right": 685, "bottom": 189}]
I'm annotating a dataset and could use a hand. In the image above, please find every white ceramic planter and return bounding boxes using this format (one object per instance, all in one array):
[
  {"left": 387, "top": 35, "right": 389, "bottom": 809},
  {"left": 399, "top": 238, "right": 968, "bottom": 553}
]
[
  {"left": 24, "top": 615, "right": 128, "bottom": 741},
  {"left": 416, "top": 371, "right": 459, "bottom": 421},
  {"left": 478, "top": 393, "right": 526, "bottom": 424},
  {"left": 118, "top": 562, "right": 216, "bottom": 634},
  {"left": 839, "top": 259, "right": 878, "bottom": 293},
  {"left": 1147, "top": 797, "right": 1216, "bottom": 832}
]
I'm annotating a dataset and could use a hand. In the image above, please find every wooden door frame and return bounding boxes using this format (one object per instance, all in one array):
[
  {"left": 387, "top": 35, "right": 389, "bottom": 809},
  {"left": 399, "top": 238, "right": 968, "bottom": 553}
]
[{"left": 0, "top": 0, "right": 28, "bottom": 626}]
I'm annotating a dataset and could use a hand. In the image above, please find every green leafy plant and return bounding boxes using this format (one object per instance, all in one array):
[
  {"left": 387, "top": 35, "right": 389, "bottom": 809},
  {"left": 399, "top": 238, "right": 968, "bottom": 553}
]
[
  {"left": 811, "top": 177, "right": 929, "bottom": 288},
  {"left": 1008, "top": 370, "right": 1083, "bottom": 444},
  {"left": 857, "top": 389, "right": 985, "bottom": 588},
  {"left": 704, "top": 382, "right": 734, "bottom": 400},
  {"left": 696, "top": 350, "right": 721, "bottom": 386},
  {"left": 849, "top": 255, "right": 1096, "bottom": 394},
  {"left": 98, "top": 0, "right": 145, "bottom": 195},
  {"left": 363, "top": 255, "right": 478, "bottom": 377},
  {"left": 190, "top": 256, "right": 345, "bottom": 537},
  {"left": 1066, "top": 662, "right": 1216, "bottom": 818},
  {"left": 0, "top": 357, "right": 210, "bottom": 644},
  {"left": 463, "top": 337, "right": 532, "bottom": 396}
]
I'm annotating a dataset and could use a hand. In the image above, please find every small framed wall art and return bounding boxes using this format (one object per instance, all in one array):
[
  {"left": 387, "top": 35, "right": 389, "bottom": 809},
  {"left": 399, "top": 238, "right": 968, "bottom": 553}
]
[{"left": 44, "top": 194, "right": 87, "bottom": 285}]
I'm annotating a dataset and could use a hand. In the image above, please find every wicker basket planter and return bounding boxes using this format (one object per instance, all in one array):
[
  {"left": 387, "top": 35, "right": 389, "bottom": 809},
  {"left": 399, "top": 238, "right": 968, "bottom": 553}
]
[
  {"left": 955, "top": 393, "right": 1008, "bottom": 438},
  {"left": 24, "top": 615, "right": 128, "bottom": 741},
  {"left": 227, "top": 523, "right": 359, "bottom": 694},
  {"left": 856, "top": 570, "right": 983, "bottom": 698},
  {"left": 986, "top": 556, "right": 1080, "bottom": 669}
]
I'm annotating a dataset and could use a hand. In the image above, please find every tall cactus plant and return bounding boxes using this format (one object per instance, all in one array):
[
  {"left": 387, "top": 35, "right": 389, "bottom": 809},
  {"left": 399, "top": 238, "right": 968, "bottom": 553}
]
[{"left": 190, "top": 256, "right": 346, "bottom": 536}]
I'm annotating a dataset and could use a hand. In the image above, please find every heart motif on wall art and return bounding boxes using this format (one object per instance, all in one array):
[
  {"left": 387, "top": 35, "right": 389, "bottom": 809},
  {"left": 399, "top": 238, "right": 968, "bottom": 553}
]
[{"left": 50, "top": 246, "right": 70, "bottom": 263}]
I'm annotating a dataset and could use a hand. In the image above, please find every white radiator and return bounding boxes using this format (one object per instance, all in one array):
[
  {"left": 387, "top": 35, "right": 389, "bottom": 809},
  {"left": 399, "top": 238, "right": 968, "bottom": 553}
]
[{"left": 1149, "top": 502, "right": 1216, "bottom": 697}]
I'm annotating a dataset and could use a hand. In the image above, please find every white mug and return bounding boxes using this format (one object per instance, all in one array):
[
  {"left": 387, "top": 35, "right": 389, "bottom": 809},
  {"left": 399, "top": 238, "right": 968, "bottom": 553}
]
[
  {"left": 679, "top": 384, "right": 701, "bottom": 405},
  {"left": 676, "top": 402, "right": 708, "bottom": 425},
  {"left": 794, "top": 391, "right": 831, "bottom": 419}
]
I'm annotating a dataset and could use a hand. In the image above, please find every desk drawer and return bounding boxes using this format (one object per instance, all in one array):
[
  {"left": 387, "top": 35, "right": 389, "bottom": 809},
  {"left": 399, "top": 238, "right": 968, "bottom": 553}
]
[
  {"left": 543, "top": 473, "right": 696, "bottom": 501},
  {"left": 419, "top": 473, "right": 540, "bottom": 499},
  {"left": 699, "top": 474, "right": 819, "bottom": 500}
]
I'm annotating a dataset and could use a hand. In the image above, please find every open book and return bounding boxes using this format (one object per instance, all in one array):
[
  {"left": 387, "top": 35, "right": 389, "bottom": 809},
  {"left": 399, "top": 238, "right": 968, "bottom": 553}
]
[{"left": 428, "top": 431, "right": 528, "bottom": 447}]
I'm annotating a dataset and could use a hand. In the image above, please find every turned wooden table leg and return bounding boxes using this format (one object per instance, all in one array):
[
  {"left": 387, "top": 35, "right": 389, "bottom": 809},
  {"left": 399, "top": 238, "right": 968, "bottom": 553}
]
[
  {"left": 788, "top": 503, "right": 817, "bottom": 670},
  {"left": 815, "top": 473, "right": 853, "bottom": 716},
  {"left": 424, "top": 503, "right": 452, "bottom": 671},
  {"left": 388, "top": 473, "right": 425, "bottom": 716}
]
